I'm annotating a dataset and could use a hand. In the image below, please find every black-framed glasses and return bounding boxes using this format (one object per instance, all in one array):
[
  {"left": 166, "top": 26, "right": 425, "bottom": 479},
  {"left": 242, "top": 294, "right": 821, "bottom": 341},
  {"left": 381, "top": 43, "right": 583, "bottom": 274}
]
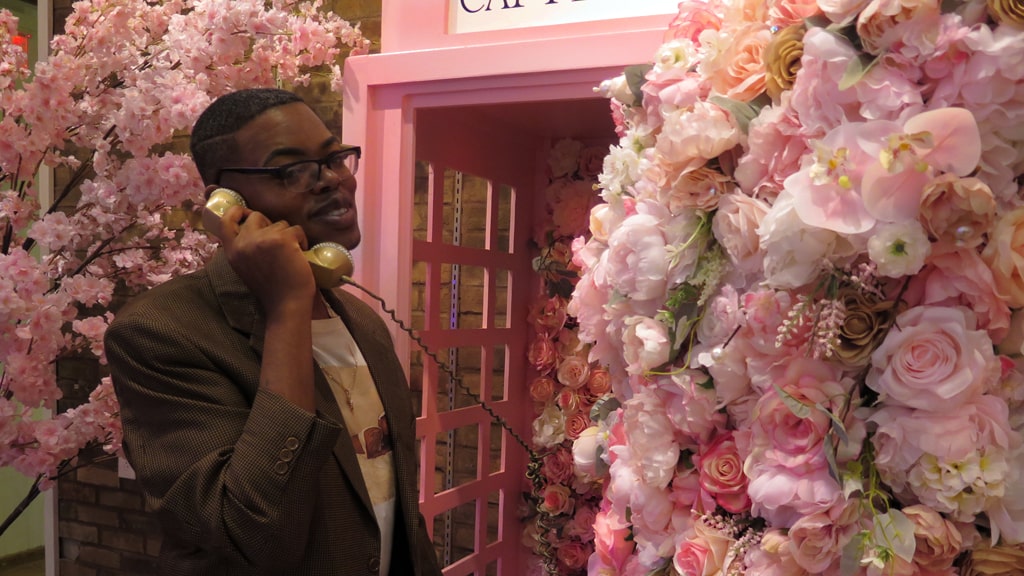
[{"left": 216, "top": 147, "right": 361, "bottom": 193}]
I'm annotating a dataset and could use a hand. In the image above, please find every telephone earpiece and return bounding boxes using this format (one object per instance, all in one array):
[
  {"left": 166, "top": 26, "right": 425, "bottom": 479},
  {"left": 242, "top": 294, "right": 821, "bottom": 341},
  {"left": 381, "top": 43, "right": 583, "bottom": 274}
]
[{"left": 203, "top": 188, "right": 354, "bottom": 288}]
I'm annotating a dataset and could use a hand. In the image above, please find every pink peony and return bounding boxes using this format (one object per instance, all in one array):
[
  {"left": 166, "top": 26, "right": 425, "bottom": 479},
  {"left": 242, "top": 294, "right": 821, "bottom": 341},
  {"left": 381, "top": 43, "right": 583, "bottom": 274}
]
[
  {"left": 622, "top": 316, "right": 672, "bottom": 376},
  {"left": 867, "top": 305, "right": 998, "bottom": 412},
  {"left": 910, "top": 248, "right": 1010, "bottom": 344}
]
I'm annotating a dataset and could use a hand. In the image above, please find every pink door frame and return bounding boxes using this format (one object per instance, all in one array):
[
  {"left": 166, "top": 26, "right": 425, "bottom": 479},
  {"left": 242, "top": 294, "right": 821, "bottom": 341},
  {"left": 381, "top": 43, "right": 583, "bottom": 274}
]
[{"left": 341, "top": 15, "right": 668, "bottom": 574}]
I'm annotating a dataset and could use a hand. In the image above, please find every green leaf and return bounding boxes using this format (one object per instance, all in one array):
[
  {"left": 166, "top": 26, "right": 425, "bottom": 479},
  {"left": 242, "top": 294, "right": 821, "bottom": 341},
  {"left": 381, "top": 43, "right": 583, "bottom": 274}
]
[
  {"left": 624, "top": 64, "right": 652, "bottom": 107},
  {"left": 773, "top": 384, "right": 812, "bottom": 418},
  {"left": 709, "top": 96, "right": 760, "bottom": 134},
  {"left": 872, "top": 510, "right": 917, "bottom": 562},
  {"left": 839, "top": 52, "right": 878, "bottom": 91},
  {"left": 840, "top": 535, "right": 866, "bottom": 576},
  {"left": 590, "top": 395, "right": 622, "bottom": 422},
  {"left": 815, "top": 402, "right": 850, "bottom": 445}
]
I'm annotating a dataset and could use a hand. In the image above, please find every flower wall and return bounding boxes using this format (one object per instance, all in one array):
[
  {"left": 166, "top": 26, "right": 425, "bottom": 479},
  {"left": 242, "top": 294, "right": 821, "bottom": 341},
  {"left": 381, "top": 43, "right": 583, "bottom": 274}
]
[
  {"left": 521, "top": 138, "right": 612, "bottom": 575},
  {"left": 0, "top": 0, "right": 368, "bottom": 496},
  {"left": 571, "top": 0, "right": 1024, "bottom": 574}
]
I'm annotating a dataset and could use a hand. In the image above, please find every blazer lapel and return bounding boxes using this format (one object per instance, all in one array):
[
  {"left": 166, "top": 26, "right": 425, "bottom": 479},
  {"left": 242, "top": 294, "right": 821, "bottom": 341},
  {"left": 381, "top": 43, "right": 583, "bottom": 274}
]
[
  {"left": 207, "top": 252, "right": 376, "bottom": 515},
  {"left": 324, "top": 289, "right": 422, "bottom": 544}
]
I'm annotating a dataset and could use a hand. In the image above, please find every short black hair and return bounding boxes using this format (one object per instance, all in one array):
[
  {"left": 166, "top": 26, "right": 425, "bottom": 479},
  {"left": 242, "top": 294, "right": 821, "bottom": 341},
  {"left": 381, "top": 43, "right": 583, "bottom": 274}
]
[{"left": 190, "top": 88, "right": 305, "bottom": 185}]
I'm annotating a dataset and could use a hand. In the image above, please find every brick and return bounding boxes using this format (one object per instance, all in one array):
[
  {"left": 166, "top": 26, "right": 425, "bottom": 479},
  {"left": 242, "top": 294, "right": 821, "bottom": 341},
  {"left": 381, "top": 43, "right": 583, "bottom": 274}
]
[
  {"left": 120, "top": 512, "right": 161, "bottom": 534},
  {"left": 119, "top": 553, "right": 160, "bottom": 575},
  {"left": 58, "top": 559, "right": 96, "bottom": 576},
  {"left": 76, "top": 465, "right": 119, "bottom": 488},
  {"left": 100, "top": 530, "right": 145, "bottom": 554},
  {"left": 145, "top": 538, "right": 161, "bottom": 558},
  {"left": 77, "top": 545, "right": 120, "bottom": 569},
  {"left": 60, "top": 520, "right": 100, "bottom": 543},
  {"left": 60, "top": 481, "right": 98, "bottom": 503},
  {"left": 74, "top": 504, "right": 120, "bottom": 527},
  {"left": 98, "top": 489, "right": 143, "bottom": 511}
]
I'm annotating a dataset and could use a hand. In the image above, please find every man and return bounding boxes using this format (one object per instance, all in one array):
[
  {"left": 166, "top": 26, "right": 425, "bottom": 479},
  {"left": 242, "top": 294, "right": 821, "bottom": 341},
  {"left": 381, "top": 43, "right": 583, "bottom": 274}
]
[{"left": 105, "top": 88, "right": 443, "bottom": 576}]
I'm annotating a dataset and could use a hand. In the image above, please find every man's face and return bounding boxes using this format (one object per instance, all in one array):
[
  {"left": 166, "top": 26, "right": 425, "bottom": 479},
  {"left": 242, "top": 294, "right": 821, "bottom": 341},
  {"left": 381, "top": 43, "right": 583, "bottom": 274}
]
[{"left": 218, "top": 102, "right": 361, "bottom": 250}]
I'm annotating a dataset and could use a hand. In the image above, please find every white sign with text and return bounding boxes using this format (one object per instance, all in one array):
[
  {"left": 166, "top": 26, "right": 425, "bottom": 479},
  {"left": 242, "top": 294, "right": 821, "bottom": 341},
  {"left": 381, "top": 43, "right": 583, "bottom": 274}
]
[{"left": 450, "top": 0, "right": 681, "bottom": 34}]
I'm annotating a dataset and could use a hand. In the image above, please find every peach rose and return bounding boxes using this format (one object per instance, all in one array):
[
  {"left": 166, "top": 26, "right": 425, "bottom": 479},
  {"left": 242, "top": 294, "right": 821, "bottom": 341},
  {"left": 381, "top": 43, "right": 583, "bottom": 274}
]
[
  {"left": 661, "top": 166, "right": 735, "bottom": 214},
  {"left": 556, "top": 388, "right": 582, "bottom": 414},
  {"left": 528, "top": 337, "right": 559, "bottom": 373},
  {"left": 564, "top": 412, "right": 592, "bottom": 441},
  {"left": 983, "top": 206, "right": 1024, "bottom": 307},
  {"left": 587, "top": 367, "right": 612, "bottom": 397},
  {"left": 539, "top": 484, "right": 574, "bottom": 516},
  {"left": 556, "top": 355, "right": 591, "bottom": 389},
  {"left": 529, "top": 376, "right": 557, "bottom": 403},
  {"left": 708, "top": 23, "right": 772, "bottom": 102},
  {"left": 919, "top": 174, "right": 996, "bottom": 250},
  {"left": 903, "top": 504, "right": 963, "bottom": 571}
]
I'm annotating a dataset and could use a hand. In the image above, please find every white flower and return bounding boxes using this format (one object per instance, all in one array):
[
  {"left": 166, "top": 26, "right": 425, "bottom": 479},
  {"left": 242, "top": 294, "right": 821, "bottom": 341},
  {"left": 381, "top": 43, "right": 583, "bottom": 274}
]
[
  {"left": 868, "top": 221, "right": 931, "bottom": 277},
  {"left": 598, "top": 144, "right": 642, "bottom": 200},
  {"left": 548, "top": 138, "right": 584, "bottom": 179},
  {"left": 531, "top": 403, "right": 566, "bottom": 449}
]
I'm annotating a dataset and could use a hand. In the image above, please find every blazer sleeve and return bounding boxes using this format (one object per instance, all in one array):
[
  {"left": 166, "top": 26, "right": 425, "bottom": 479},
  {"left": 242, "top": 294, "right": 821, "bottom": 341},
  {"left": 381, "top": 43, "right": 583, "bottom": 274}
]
[{"left": 105, "top": 299, "right": 342, "bottom": 571}]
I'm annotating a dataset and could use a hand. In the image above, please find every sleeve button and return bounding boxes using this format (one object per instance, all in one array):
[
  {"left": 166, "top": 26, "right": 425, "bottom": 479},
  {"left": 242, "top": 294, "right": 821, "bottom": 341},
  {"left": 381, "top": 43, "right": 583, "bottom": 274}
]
[
  {"left": 273, "top": 461, "right": 289, "bottom": 475},
  {"left": 278, "top": 449, "right": 294, "bottom": 462},
  {"left": 284, "top": 437, "right": 300, "bottom": 450}
]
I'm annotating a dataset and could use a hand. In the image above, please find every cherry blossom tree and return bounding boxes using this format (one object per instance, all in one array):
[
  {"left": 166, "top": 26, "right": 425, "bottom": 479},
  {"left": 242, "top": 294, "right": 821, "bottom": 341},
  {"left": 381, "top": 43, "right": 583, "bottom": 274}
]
[{"left": 0, "top": 0, "right": 369, "bottom": 535}]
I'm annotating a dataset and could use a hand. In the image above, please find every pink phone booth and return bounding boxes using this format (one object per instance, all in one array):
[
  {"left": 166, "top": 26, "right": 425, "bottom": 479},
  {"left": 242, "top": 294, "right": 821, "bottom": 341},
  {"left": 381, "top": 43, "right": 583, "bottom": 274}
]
[{"left": 342, "top": 3, "right": 675, "bottom": 573}]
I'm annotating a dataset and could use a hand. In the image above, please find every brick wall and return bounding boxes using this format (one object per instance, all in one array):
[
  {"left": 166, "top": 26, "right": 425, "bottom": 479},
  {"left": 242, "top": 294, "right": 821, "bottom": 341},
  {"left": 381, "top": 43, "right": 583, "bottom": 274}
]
[{"left": 52, "top": 2, "right": 384, "bottom": 574}]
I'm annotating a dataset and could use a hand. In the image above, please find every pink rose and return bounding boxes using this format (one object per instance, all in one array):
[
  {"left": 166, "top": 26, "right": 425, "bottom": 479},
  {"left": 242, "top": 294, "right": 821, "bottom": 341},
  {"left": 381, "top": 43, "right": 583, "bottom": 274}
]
[
  {"left": 697, "top": 432, "right": 751, "bottom": 513},
  {"left": 660, "top": 166, "right": 735, "bottom": 214},
  {"left": 529, "top": 376, "right": 556, "bottom": 403},
  {"left": 664, "top": 1, "right": 722, "bottom": 43},
  {"left": 673, "top": 521, "right": 733, "bottom": 576},
  {"left": 564, "top": 412, "right": 592, "bottom": 441},
  {"left": 557, "top": 355, "right": 591, "bottom": 390},
  {"left": 909, "top": 248, "right": 1010, "bottom": 344},
  {"left": 593, "top": 508, "right": 634, "bottom": 571},
  {"left": 787, "top": 500, "right": 863, "bottom": 573},
  {"left": 743, "top": 529, "right": 806, "bottom": 575},
  {"left": 867, "top": 305, "right": 998, "bottom": 412},
  {"left": 586, "top": 367, "right": 612, "bottom": 397},
  {"left": 769, "top": 0, "right": 824, "bottom": 26},
  {"left": 528, "top": 296, "right": 568, "bottom": 338},
  {"left": 541, "top": 448, "right": 576, "bottom": 485},
  {"left": 556, "top": 540, "right": 590, "bottom": 571},
  {"left": 539, "top": 484, "right": 575, "bottom": 516},
  {"left": 528, "top": 337, "right": 560, "bottom": 374},
  {"left": 818, "top": 0, "right": 871, "bottom": 23},
  {"left": 565, "top": 505, "right": 597, "bottom": 542},
  {"left": 903, "top": 504, "right": 963, "bottom": 570},
  {"left": 578, "top": 146, "right": 606, "bottom": 180},
  {"left": 551, "top": 179, "right": 597, "bottom": 239},
  {"left": 556, "top": 388, "right": 583, "bottom": 415}
]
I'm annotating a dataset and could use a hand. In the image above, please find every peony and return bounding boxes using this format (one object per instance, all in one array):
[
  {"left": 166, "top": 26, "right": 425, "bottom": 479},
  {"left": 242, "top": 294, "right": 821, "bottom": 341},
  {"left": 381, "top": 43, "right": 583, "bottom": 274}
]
[
  {"left": 622, "top": 316, "right": 672, "bottom": 376},
  {"left": 856, "top": 0, "right": 942, "bottom": 56},
  {"left": 712, "top": 193, "right": 769, "bottom": 276},
  {"left": 983, "top": 207, "right": 1024, "bottom": 308},
  {"left": 867, "top": 305, "right": 998, "bottom": 412},
  {"left": 572, "top": 426, "right": 602, "bottom": 478}
]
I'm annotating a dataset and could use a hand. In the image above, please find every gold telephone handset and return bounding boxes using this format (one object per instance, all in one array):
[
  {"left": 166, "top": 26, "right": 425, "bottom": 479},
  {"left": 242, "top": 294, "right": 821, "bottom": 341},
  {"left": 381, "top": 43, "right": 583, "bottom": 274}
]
[
  {"left": 202, "top": 187, "right": 354, "bottom": 289},
  {"left": 203, "top": 188, "right": 560, "bottom": 575}
]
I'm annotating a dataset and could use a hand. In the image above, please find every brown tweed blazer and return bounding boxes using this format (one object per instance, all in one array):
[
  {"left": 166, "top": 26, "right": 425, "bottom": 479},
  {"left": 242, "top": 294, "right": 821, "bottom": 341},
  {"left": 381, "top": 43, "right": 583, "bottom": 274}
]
[{"left": 105, "top": 251, "right": 442, "bottom": 576}]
